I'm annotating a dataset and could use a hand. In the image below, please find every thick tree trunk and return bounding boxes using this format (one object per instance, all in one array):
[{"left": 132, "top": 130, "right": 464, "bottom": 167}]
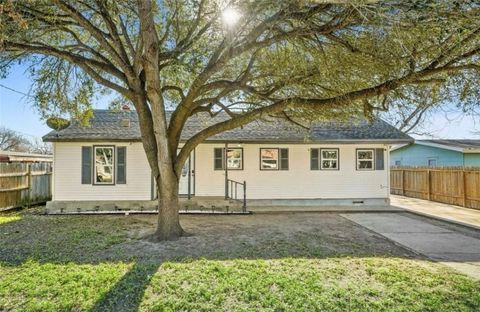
[
  {"left": 155, "top": 172, "right": 184, "bottom": 241},
  {"left": 137, "top": 0, "right": 184, "bottom": 241}
]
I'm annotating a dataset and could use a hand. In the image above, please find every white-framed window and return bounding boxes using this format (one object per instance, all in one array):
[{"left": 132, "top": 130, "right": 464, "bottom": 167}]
[
  {"left": 395, "top": 160, "right": 401, "bottom": 166},
  {"left": 227, "top": 148, "right": 243, "bottom": 169},
  {"left": 428, "top": 159, "right": 437, "bottom": 167},
  {"left": 321, "top": 149, "right": 339, "bottom": 170},
  {"left": 259, "top": 148, "right": 289, "bottom": 170},
  {"left": 214, "top": 148, "right": 243, "bottom": 170},
  {"left": 311, "top": 148, "right": 339, "bottom": 170},
  {"left": 94, "top": 146, "right": 114, "bottom": 184},
  {"left": 356, "top": 149, "right": 374, "bottom": 170},
  {"left": 260, "top": 148, "right": 278, "bottom": 170}
]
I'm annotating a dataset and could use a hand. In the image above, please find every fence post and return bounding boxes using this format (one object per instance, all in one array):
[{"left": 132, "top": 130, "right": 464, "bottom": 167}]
[
  {"left": 27, "top": 164, "right": 32, "bottom": 207},
  {"left": 462, "top": 170, "right": 467, "bottom": 207},
  {"left": 427, "top": 169, "right": 431, "bottom": 201},
  {"left": 401, "top": 169, "right": 405, "bottom": 196}
]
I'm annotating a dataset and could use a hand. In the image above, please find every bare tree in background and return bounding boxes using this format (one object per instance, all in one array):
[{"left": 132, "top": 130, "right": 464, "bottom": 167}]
[
  {"left": 0, "top": 127, "right": 29, "bottom": 151},
  {"left": 28, "top": 138, "right": 53, "bottom": 155},
  {"left": 0, "top": 127, "right": 52, "bottom": 154}
]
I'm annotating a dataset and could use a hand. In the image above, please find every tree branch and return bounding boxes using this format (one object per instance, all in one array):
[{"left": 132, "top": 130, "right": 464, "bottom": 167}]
[
  {"left": 175, "top": 59, "right": 480, "bottom": 174},
  {"left": 53, "top": 0, "right": 132, "bottom": 75}
]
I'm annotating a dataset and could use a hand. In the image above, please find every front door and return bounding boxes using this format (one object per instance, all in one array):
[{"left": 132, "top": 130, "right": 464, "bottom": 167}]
[{"left": 178, "top": 153, "right": 194, "bottom": 196}]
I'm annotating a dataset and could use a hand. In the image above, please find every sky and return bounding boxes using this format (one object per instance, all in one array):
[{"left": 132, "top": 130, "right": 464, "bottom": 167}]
[{"left": 0, "top": 63, "right": 479, "bottom": 140}]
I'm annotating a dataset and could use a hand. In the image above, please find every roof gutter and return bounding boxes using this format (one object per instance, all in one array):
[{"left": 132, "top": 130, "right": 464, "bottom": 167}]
[{"left": 415, "top": 141, "right": 465, "bottom": 153}]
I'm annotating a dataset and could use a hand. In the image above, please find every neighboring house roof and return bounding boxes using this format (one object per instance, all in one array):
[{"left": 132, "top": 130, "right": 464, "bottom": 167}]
[
  {"left": 0, "top": 151, "right": 53, "bottom": 162},
  {"left": 43, "top": 109, "right": 412, "bottom": 144},
  {"left": 391, "top": 140, "right": 480, "bottom": 153}
]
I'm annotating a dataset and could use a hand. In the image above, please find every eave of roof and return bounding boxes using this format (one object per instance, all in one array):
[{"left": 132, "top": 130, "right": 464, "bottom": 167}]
[
  {"left": 389, "top": 143, "right": 409, "bottom": 152},
  {"left": 415, "top": 141, "right": 480, "bottom": 153}
]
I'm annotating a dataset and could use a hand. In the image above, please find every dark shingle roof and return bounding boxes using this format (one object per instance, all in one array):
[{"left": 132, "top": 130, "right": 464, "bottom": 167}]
[{"left": 43, "top": 109, "right": 412, "bottom": 143}]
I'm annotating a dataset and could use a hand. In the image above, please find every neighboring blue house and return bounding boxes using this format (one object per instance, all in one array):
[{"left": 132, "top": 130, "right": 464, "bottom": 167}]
[{"left": 390, "top": 140, "right": 480, "bottom": 167}]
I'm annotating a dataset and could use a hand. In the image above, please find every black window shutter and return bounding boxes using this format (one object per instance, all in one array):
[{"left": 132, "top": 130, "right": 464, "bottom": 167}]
[
  {"left": 375, "top": 148, "right": 385, "bottom": 170},
  {"left": 279, "top": 148, "right": 289, "bottom": 170},
  {"left": 311, "top": 149, "right": 319, "bottom": 170},
  {"left": 117, "top": 146, "right": 127, "bottom": 184},
  {"left": 214, "top": 148, "right": 224, "bottom": 170},
  {"left": 81, "top": 146, "right": 92, "bottom": 184}
]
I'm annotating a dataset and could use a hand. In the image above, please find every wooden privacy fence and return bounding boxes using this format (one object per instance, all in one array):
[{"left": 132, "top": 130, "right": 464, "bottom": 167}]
[
  {"left": 0, "top": 162, "right": 52, "bottom": 211},
  {"left": 391, "top": 166, "right": 480, "bottom": 210}
]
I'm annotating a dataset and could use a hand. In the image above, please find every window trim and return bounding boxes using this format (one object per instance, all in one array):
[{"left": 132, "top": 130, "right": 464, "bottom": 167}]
[
  {"left": 356, "top": 148, "right": 375, "bottom": 171},
  {"left": 259, "top": 148, "right": 289, "bottom": 171},
  {"left": 213, "top": 147, "right": 244, "bottom": 171},
  {"left": 320, "top": 148, "right": 340, "bottom": 170},
  {"left": 310, "top": 148, "right": 340, "bottom": 170},
  {"left": 93, "top": 145, "right": 115, "bottom": 185},
  {"left": 427, "top": 158, "right": 437, "bottom": 167},
  {"left": 259, "top": 148, "right": 279, "bottom": 170}
]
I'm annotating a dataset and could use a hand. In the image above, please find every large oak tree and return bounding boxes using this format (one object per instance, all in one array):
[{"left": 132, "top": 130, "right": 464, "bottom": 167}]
[{"left": 1, "top": 0, "right": 479, "bottom": 240}]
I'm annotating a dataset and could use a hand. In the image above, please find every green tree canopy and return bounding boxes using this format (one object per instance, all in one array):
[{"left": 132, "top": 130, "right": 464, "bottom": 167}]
[{"left": 1, "top": 0, "right": 479, "bottom": 239}]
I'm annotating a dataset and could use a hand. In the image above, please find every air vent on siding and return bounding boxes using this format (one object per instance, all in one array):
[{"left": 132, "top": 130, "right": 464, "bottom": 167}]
[{"left": 120, "top": 104, "right": 131, "bottom": 127}]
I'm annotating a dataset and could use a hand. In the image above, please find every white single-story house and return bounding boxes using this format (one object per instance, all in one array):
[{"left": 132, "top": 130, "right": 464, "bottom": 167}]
[{"left": 43, "top": 109, "right": 412, "bottom": 212}]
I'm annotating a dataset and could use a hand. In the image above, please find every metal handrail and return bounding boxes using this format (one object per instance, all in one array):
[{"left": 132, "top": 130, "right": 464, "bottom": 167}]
[{"left": 226, "top": 179, "right": 247, "bottom": 212}]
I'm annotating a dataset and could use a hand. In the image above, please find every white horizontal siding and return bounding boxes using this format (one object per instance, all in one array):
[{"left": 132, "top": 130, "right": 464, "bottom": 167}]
[
  {"left": 53, "top": 142, "right": 390, "bottom": 201},
  {"left": 53, "top": 142, "right": 151, "bottom": 200},
  {"left": 194, "top": 144, "right": 390, "bottom": 199}
]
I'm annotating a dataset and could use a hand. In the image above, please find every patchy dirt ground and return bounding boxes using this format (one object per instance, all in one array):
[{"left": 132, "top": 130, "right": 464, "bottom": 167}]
[
  {"left": 0, "top": 210, "right": 418, "bottom": 264},
  {"left": 97, "top": 212, "right": 418, "bottom": 262}
]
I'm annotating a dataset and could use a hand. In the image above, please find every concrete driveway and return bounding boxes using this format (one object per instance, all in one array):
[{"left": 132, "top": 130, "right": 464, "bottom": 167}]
[
  {"left": 391, "top": 195, "right": 480, "bottom": 229},
  {"left": 342, "top": 212, "right": 480, "bottom": 280}
]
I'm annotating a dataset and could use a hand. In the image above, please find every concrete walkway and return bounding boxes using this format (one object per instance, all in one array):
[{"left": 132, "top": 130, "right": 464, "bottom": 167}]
[
  {"left": 250, "top": 205, "right": 403, "bottom": 213},
  {"left": 391, "top": 195, "right": 480, "bottom": 230},
  {"left": 342, "top": 213, "right": 480, "bottom": 280}
]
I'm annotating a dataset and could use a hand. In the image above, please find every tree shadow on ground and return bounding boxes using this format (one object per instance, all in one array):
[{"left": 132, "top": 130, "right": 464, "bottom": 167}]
[
  {"left": 89, "top": 261, "right": 159, "bottom": 312},
  {"left": 1, "top": 211, "right": 478, "bottom": 312}
]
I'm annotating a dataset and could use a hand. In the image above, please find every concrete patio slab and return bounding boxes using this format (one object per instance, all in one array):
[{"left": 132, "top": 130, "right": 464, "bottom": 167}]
[
  {"left": 339, "top": 213, "right": 453, "bottom": 233},
  {"left": 342, "top": 213, "right": 480, "bottom": 280}
]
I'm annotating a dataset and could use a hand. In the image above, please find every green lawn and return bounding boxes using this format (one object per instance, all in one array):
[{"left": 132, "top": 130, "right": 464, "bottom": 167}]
[
  {"left": 0, "top": 210, "right": 479, "bottom": 312},
  {"left": 0, "top": 213, "right": 21, "bottom": 225}
]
